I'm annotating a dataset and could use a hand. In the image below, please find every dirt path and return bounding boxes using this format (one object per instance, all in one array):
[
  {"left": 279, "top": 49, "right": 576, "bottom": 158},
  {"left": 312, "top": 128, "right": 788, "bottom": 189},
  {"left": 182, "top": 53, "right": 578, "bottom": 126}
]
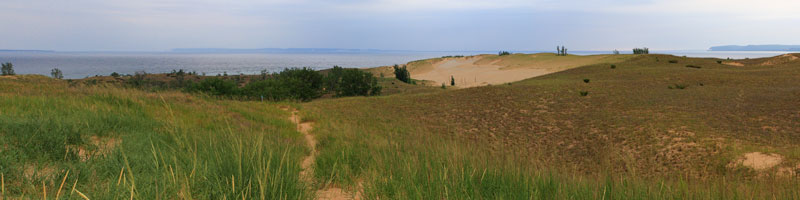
[{"left": 283, "top": 107, "right": 360, "bottom": 200}]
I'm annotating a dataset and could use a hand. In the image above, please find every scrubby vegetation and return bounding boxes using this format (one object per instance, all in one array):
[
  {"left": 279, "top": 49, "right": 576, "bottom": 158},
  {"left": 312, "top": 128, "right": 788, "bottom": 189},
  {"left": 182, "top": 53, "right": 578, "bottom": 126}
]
[{"left": 498, "top": 51, "right": 512, "bottom": 56}]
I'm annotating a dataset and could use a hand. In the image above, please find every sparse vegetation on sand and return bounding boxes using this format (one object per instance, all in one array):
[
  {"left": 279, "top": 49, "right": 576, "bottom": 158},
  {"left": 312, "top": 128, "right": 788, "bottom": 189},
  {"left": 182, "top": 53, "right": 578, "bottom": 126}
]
[{"left": 2, "top": 53, "right": 800, "bottom": 199}]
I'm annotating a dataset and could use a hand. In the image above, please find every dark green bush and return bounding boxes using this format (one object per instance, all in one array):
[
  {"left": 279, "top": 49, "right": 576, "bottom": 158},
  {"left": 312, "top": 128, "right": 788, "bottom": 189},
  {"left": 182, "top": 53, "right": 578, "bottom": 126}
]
[
  {"left": 451, "top": 76, "right": 455, "bottom": 86},
  {"left": 633, "top": 48, "right": 649, "bottom": 54},
  {"left": 668, "top": 60, "right": 678, "bottom": 64},
  {"left": 51, "top": 68, "right": 63, "bottom": 79},
  {"left": 580, "top": 91, "right": 589, "bottom": 96},
  {"left": 583, "top": 79, "right": 590, "bottom": 83},
  {"left": 611, "top": 65, "right": 616, "bottom": 69},
  {"left": 393, "top": 64, "right": 411, "bottom": 83},
  {"left": 335, "top": 68, "right": 381, "bottom": 97},
  {"left": 110, "top": 72, "right": 120, "bottom": 78},
  {"left": 1, "top": 62, "right": 14, "bottom": 76},
  {"left": 716, "top": 60, "right": 723, "bottom": 64},
  {"left": 188, "top": 77, "right": 239, "bottom": 96},
  {"left": 276, "top": 67, "right": 324, "bottom": 101},
  {"left": 241, "top": 78, "right": 290, "bottom": 101}
]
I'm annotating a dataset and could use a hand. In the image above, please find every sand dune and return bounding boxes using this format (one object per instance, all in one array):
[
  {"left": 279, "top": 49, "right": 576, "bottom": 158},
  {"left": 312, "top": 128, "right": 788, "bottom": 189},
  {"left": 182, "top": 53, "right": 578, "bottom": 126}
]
[{"left": 368, "top": 53, "right": 636, "bottom": 88}]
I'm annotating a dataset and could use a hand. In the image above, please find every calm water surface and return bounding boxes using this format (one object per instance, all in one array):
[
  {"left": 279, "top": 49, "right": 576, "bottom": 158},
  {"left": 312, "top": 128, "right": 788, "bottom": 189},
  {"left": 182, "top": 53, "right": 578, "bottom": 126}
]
[{"left": 0, "top": 51, "right": 794, "bottom": 79}]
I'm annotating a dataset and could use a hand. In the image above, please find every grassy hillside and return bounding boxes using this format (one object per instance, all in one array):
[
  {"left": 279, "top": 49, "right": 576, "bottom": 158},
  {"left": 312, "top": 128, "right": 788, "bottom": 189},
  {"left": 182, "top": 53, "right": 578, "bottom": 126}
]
[
  {"left": 2, "top": 53, "right": 799, "bottom": 199},
  {"left": 0, "top": 75, "right": 308, "bottom": 199},
  {"left": 301, "top": 54, "right": 800, "bottom": 199}
]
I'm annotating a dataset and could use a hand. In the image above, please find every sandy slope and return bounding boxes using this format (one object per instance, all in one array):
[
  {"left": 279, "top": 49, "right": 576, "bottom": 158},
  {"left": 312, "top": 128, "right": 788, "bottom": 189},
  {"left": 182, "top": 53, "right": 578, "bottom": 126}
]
[{"left": 367, "top": 53, "right": 635, "bottom": 88}]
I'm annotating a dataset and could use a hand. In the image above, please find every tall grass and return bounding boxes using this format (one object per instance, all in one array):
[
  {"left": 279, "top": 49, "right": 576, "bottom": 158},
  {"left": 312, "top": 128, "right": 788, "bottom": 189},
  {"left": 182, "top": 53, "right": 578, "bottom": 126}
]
[{"left": 0, "top": 75, "right": 309, "bottom": 199}]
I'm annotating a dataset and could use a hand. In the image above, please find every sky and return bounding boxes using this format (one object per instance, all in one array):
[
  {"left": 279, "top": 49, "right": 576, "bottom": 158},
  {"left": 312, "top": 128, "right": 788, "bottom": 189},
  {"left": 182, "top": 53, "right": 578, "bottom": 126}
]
[{"left": 1, "top": 0, "right": 800, "bottom": 51}]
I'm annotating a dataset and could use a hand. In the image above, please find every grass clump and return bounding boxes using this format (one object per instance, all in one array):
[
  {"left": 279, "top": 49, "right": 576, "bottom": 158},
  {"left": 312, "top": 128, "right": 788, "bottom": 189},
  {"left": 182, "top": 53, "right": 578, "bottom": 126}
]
[{"left": 668, "top": 83, "right": 688, "bottom": 89}]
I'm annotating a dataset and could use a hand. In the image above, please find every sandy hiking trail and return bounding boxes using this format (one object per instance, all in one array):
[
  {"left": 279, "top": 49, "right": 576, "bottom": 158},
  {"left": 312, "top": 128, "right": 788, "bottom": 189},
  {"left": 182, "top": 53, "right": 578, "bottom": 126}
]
[{"left": 283, "top": 106, "right": 361, "bottom": 200}]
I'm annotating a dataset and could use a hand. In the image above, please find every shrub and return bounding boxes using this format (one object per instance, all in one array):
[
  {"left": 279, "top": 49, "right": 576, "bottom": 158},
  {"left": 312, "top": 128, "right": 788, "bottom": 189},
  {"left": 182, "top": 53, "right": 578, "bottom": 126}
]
[
  {"left": 1, "top": 62, "right": 14, "bottom": 76},
  {"left": 668, "top": 60, "right": 678, "bottom": 64},
  {"left": 241, "top": 78, "right": 290, "bottom": 101},
  {"left": 393, "top": 64, "right": 411, "bottom": 83},
  {"left": 110, "top": 72, "right": 120, "bottom": 78},
  {"left": 50, "top": 68, "right": 63, "bottom": 79},
  {"left": 686, "top": 65, "right": 702, "bottom": 69},
  {"left": 611, "top": 64, "right": 617, "bottom": 69},
  {"left": 613, "top": 49, "right": 620, "bottom": 54},
  {"left": 334, "top": 68, "right": 381, "bottom": 97},
  {"left": 498, "top": 51, "right": 511, "bottom": 56},
  {"left": 583, "top": 79, "right": 590, "bottom": 83},
  {"left": 188, "top": 77, "right": 238, "bottom": 96},
  {"left": 277, "top": 67, "right": 324, "bottom": 101},
  {"left": 716, "top": 60, "right": 723, "bottom": 64},
  {"left": 450, "top": 75, "right": 455, "bottom": 86},
  {"left": 580, "top": 91, "right": 589, "bottom": 96}
]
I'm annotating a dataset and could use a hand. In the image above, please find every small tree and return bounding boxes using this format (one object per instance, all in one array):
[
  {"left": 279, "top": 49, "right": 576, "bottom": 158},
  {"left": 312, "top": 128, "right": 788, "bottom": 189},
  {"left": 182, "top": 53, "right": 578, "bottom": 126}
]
[
  {"left": 613, "top": 49, "right": 620, "bottom": 54},
  {"left": 50, "top": 68, "right": 63, "bottom": 79},
  {"left": 450, "top": 75, "right": 455, "bottom": 86},
  {"left": 1, "top": 62, "right": 14, "bottom": 76},
  {"left": 556, "top": 46, "right": 568, "bottom": 56},
  {"left": 498, "top": 51, "right": 511, "bottom": 56},
  {"left": 110, "top": 72, "right": 120, "bottom": 78}
]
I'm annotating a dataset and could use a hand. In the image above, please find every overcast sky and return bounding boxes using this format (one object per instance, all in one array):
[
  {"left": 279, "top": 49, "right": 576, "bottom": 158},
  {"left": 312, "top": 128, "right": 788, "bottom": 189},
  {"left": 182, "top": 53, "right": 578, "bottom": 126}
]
[{"left": 2, "top": 0, "right": 799, "bottom": 51}]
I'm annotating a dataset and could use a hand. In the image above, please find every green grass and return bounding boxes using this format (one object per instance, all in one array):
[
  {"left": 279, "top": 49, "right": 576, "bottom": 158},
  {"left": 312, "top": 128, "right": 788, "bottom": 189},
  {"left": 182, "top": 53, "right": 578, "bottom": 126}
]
[
  {"left": 2, "top": 53, "right": 800, "bottom": 199},
  {"left": 0, "top": 75, "right": 309, "bottom": 199},
  {"left": 300, "top": 54, "right": 800, "bottom": 199}
]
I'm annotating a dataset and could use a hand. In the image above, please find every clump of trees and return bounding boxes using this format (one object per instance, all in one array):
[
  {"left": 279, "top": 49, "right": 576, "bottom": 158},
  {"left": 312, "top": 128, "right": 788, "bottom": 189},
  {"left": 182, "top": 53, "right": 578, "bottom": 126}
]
[
  {"left": 189, "top": 67, "right": 381, "bottom": 102},
  {"left": 1, "top": 62, "right": 14, "bottom": 76},
  {"left": 50, "top": 68, "right": 63, "bottom": 79},
  {"left": 498, "top": 51, "right": 512, "bottom": 56},
  {"left": 633, "top": 48, "right": 650, "bottom": 54},
  {"left": 556, "top": 46, "right": 568, "bottom": 56},
  {"left": 393, "top": 64, "right": 411, "bottom": 83}
]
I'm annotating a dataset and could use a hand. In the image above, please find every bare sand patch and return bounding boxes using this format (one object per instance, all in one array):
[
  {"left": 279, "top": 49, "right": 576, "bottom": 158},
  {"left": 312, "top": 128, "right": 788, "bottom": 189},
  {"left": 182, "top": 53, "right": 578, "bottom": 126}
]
[
  {"left": 733, "top": 152, "right": 783, "bottom": 170},
  {"left": 722, "top": 62, "right": 744, "bottom": 66}
]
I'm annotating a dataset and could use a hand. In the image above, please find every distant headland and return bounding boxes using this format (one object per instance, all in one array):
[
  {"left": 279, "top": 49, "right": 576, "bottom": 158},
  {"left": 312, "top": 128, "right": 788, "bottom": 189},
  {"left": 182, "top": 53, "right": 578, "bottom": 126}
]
[{"left": 709, "top": 45, "right": 800, "bottom": 51}]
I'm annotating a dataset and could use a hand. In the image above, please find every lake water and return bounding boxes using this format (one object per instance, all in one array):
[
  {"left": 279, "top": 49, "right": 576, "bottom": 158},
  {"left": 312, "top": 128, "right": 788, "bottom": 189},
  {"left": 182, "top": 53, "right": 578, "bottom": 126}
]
[{"left": 0, "top": 50, "right": 794, "bottom": 79}]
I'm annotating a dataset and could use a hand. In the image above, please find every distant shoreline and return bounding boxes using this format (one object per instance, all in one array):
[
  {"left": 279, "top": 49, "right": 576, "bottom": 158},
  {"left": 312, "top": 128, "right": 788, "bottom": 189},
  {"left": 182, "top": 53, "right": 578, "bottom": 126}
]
[{"left": 709, "top": 45, "right": 800, "bottom": 51}]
